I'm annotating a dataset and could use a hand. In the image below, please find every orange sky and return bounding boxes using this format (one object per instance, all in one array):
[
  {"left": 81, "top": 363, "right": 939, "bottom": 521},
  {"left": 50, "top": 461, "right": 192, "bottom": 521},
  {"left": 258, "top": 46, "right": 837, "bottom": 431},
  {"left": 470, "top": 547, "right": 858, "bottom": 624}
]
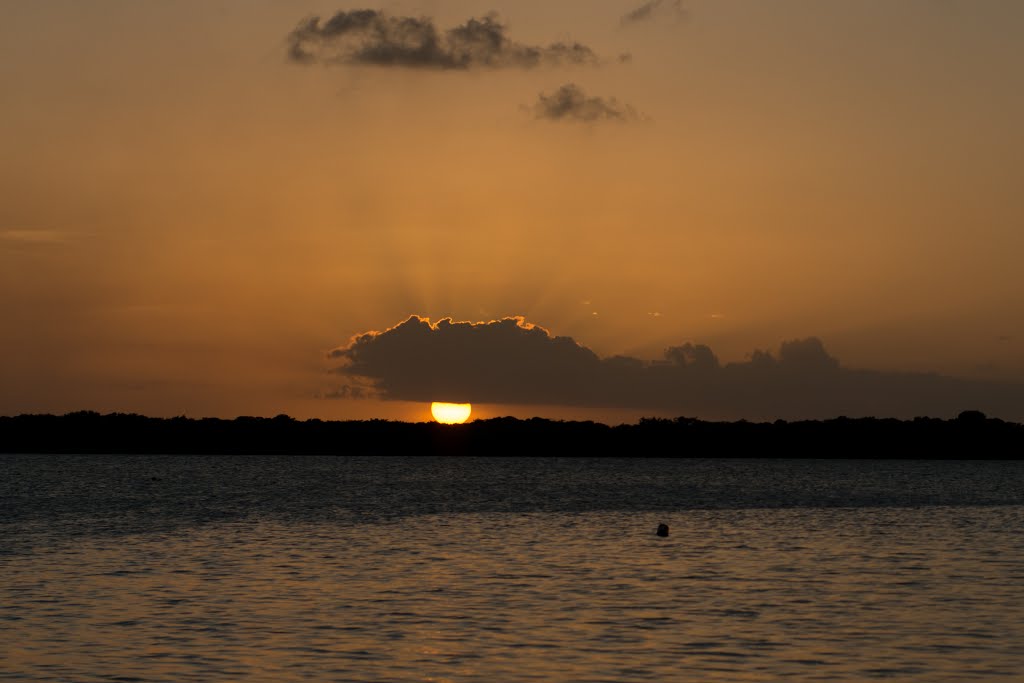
[{"left": 2, "top": 1, "right": 1022, "bottom": 422}]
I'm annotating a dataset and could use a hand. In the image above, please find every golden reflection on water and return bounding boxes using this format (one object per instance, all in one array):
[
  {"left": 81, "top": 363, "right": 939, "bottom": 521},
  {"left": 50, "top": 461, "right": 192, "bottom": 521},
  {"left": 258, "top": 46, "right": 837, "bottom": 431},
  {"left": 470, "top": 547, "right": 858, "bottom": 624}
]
[{"left": 2, "top": 508, "right": 1024, "bottom": 682}]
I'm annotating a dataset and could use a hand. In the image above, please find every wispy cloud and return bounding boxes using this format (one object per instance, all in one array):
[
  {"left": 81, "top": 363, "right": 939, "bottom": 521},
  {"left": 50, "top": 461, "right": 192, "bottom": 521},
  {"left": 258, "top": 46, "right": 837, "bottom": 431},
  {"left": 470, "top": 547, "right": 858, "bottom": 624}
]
[
  {"left": 533, "top": 83, "right": 641, "bottom": 123},
  {"left": 0, "top": 229, "right": 68, "bottom": 245},
  {"left": 288, "top": 10, "right": 600, "bottom": 70},
  {"left": 620, "top": 0, "right": 687, "bottom": 27},
  {"left": 327, "top": 315, "right": 1024, "bottom": 421}
]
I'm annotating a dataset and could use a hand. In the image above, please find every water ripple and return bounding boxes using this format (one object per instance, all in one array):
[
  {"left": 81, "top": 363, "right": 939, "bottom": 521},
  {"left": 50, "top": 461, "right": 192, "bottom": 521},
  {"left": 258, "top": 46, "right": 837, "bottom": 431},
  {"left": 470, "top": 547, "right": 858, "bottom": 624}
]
[{"left": 2, "top": 458, "right": 1023, "bottom": 681}]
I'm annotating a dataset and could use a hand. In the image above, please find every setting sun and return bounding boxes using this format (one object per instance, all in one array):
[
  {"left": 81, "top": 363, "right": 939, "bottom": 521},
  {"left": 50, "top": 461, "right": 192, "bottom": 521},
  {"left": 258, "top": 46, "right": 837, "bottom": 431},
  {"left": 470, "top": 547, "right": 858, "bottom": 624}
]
[{"left": 431, "top": 402, "right": 472, "bottom": 424}]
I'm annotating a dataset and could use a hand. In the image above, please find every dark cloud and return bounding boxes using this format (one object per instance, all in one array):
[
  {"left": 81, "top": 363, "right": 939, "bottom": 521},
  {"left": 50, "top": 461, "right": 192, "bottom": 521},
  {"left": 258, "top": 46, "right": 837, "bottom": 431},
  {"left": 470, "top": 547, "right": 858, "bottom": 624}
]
[
  {"left": 316, "top": 384, "right": 370, "bottom": 400},
  {"left": 620, "top": 0, "right": 686, "bottom": 26},
  {"left": 328, "top": 316, "right": 1024, "bottom": 421},
  {"left": 533, "top": 83, "right": 640, "bottom": 123},
  {"left": 288, "top": 10, "right": 599, "bottom": 69},
  {"left": 664, "top": 343, "right": 719, "bottom": 370}
]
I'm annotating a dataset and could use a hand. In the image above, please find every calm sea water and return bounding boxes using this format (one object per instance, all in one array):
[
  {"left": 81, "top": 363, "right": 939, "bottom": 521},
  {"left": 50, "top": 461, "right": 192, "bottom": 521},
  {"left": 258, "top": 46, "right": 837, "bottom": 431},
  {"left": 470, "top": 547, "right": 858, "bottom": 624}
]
[{"left": 2, "top": 456, "right": 1023, "bottom": 682}]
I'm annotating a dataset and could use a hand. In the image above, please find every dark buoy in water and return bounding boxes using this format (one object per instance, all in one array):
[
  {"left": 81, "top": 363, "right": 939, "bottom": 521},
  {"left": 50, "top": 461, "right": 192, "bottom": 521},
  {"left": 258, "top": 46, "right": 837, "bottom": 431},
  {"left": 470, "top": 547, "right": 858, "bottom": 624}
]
[{"left": 656, "top": 523, "right": 669, "bottom": 537}]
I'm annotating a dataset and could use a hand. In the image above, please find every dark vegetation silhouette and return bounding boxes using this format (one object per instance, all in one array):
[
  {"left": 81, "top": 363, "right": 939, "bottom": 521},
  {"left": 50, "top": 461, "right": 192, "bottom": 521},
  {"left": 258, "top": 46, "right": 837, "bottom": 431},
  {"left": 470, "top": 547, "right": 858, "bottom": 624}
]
[{"left": 1, "top": 411, "right": 1020, "bottom": 456}]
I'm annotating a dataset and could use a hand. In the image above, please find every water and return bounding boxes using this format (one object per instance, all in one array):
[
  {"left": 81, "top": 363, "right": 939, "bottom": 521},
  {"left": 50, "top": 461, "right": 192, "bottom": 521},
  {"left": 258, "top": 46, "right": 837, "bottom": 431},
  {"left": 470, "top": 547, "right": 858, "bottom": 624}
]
[{"left": 3, "top": 456, "right": 1023, "bottom": 682}]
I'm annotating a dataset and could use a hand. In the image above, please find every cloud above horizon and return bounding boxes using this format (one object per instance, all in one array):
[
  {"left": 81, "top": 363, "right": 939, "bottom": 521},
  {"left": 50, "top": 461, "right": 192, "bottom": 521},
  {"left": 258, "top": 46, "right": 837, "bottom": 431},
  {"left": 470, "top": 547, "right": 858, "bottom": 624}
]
[
  {"left": 533, "top": 83, "right": 641, "bottom": 123},
  {"left": 620, "top": 0, "right": 687, "bottom": 27},
  {"left": 0, "top": 229, "right": 68, "bottom": 245},
  {"left": 328, "top": 316, "right": 1024, "bottom": 421},
  {"left": 287, "top": 10, "right": 600, "bottom": 70}
]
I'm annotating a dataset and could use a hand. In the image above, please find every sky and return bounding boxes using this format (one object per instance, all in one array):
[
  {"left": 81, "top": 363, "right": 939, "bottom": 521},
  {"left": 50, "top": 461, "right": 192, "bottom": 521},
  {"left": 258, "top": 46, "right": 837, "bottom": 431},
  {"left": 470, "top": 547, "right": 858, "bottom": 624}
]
[{"left": 2, "top": 0, "right": 1023, "bottom": 423}]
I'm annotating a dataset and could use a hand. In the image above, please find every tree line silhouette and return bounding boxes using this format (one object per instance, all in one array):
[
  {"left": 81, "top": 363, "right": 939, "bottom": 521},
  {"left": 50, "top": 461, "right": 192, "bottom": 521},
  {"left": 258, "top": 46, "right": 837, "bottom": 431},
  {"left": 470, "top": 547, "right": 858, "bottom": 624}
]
[{"left": 1, "top": 411, "right": 1020, "bottom": 456}]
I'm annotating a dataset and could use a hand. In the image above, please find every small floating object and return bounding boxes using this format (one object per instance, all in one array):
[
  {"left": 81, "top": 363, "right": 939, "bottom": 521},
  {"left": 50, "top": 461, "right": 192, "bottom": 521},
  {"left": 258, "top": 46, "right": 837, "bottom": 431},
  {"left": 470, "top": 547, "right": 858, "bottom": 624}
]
[{"left": 656, "top": 523, "right": 669, "bottom": 537}]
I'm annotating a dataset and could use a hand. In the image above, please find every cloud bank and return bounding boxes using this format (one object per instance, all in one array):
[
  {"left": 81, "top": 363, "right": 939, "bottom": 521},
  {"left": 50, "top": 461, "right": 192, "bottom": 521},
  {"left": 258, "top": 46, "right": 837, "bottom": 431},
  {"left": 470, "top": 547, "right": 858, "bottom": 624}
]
[
  {"left": 534, "top": 83, "right": 640, "bottom": 123},
  {"left": 288, "top": 10, "right": 599, "bottom": 69},
  {"left": 328, "top": 316, "right": 1024, "bottom": 421}
]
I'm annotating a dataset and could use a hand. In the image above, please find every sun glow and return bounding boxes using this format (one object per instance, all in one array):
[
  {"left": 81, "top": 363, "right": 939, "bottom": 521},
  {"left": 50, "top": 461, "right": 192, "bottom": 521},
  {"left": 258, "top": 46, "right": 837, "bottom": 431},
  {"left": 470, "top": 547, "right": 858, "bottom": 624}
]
[{"left": 431, "top": 402, "right": 472, "bottom": 424}]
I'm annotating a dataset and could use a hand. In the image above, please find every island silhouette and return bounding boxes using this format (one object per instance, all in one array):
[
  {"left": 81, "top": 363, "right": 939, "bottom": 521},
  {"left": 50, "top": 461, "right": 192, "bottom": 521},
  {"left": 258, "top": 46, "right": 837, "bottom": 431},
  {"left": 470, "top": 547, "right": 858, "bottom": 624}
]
[{"left": 1, "top": 411, "right": 1020, "bottom": 456}]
